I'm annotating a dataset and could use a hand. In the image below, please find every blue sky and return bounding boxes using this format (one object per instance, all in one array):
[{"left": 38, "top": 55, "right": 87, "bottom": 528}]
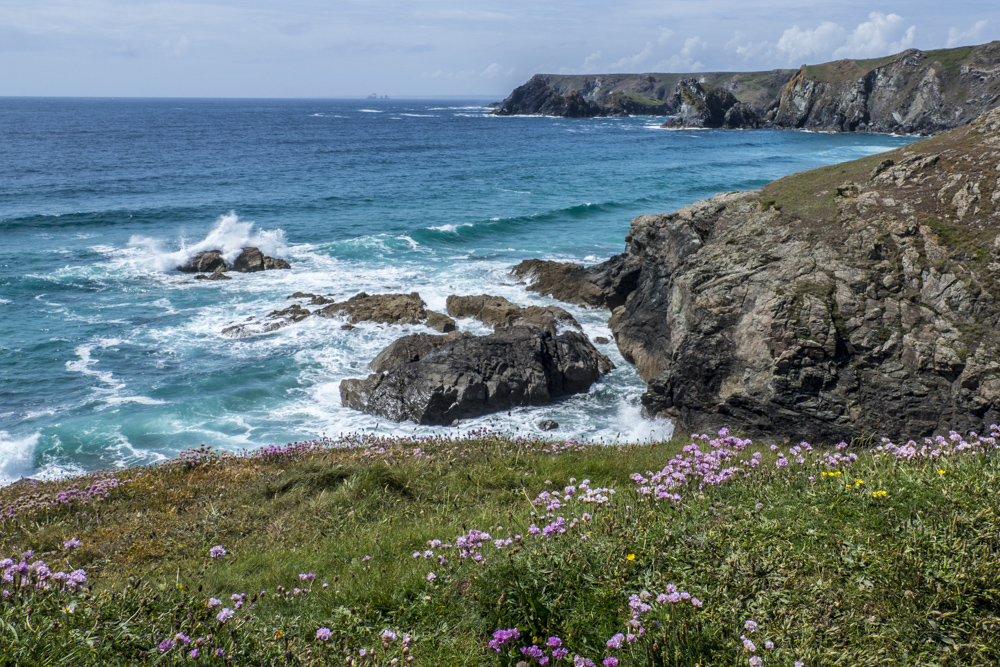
[{"left": 1, "top": 1, "right": 998, "bottom": 98}]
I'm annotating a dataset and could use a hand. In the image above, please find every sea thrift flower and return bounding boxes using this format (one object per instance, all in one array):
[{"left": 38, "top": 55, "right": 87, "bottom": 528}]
[
  {"left": 744, "top": 620, "right": 758, "bottom": 632},
  {"left": 63, "top": 537, "right": 82, "bottom": 549},
  {"left": 207, "top": 597, "right": 222, "bottom": 608},
  {"left": 603, "top": 659, "right": 619, "bottom": 667},
  {"left": 606, "top": 633, "right": 625, "bottom": 649},
  {"left": 189, "top": 649, "right": 199, "bottom": 659},
  {"left": 317, "top": 628, "right": 332, "bottom": 641},
  {"left": 209, "top": 545, "right": 226, "bottom": 558},
  {"left": 426, "top": 572, "right": 436, "bottom": 582},
  {"left": 764, "top": 640, "right": 774, "bottom": 649},
  {"left": 216, "top": 608, "right": 234, "bottom": 623}
]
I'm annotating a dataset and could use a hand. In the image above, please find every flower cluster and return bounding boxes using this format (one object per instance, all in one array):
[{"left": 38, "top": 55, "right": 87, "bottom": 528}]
[{"left": 1, "top": 555, "right": 87, "bottom": 601}]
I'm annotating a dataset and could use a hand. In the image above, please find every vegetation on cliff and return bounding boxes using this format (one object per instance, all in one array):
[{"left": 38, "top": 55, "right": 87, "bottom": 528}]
[{"left": 2, "top": 426, "right": 999, "bottom": 665}]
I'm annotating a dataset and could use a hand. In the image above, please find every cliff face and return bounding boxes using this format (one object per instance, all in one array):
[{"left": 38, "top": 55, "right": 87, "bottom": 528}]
[
  {"left": 494, "top": 42, "right": 1000, "bottom": 135},
  {"left": 514, "top": 107, "right": 1000, "bottom": 442}
]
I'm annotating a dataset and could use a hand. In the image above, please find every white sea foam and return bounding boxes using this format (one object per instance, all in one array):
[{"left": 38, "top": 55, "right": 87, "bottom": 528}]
[
  {"left": 0, "top": 431, "right": 39, "bottom": 487},
  {"left": 427, "top": 223, "right": 473, "bottom": 233},
  {"left": 0, "top": 298, "right": 10, "bottom": 305},
  {"left": 401, "top": 113, "right": 435, "bottom": 118},
  {"left": 128, "top": 211, "right": 288, "bottom": 273},
  {"left": 359, "top": 109, "right": 382, "bottom": 113}
]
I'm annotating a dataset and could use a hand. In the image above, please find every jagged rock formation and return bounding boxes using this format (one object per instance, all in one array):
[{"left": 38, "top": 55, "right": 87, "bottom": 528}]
[
  {"left": 494, "top": 42, "right": 1000, "bottom": 134},
  {"left": 177, "top": 247, "right": 290, "bottom": 274},
  {"left": 660, "top": 80, "right": 762, "bottom": 129},
  {"left": 340, "top": 326, "right": 613, "bottom": 425},
  {"left": 445, "top": 294, "right": 582, "bottom": 335},
  {"left": 514, "top": 106, "right": 1000, "bottom": 442},
  {"left": 221, "top": 292, "right": 455, "bottom": 338}
]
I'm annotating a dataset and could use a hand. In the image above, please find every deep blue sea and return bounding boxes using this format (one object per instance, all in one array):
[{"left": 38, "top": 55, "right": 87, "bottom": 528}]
[{"left": 0, "top": 97, "right": 918, "bottom": 485}]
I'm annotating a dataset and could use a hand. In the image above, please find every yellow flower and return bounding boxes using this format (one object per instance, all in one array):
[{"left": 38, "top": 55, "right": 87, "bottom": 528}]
[
  {"left": 938, "top": 470, "right": 946, "bottom": 475},
  {"left": 855, "top": 478, "right": 864, "bottom": 486},
  {"left": 275, "top": 631, "right": 283, "bottom": 639},
  {"left": 626, "top": 554, "right": 636, "bottom": 561}
]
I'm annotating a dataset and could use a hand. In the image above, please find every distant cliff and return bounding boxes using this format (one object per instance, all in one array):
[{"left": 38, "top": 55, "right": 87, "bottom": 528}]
[{"left": 494, "top": 42, "right": 1000, "bottom": 134}]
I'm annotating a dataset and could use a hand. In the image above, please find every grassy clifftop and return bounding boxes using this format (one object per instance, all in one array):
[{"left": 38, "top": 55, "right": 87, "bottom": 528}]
[{"left": 2, "top": 427, "right": 999, "bottom": 665}]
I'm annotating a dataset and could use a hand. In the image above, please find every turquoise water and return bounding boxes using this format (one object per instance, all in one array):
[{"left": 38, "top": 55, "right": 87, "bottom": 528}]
[{"left": 0, "top": 97, "right": 917, "bottom": 484}]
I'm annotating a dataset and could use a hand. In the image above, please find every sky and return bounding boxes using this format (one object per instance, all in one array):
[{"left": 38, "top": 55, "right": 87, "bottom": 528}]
[{"left": 1, "top": 1, "right": 999, "bottom": 99}]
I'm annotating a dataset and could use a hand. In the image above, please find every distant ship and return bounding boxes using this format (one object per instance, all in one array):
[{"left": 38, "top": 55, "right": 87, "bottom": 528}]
[{"left": 366, "top": 94, "right": 390, "bottom": 100}]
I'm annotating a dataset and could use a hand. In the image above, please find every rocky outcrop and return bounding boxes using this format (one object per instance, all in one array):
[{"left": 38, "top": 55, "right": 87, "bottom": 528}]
[
  {"left": 515, "top": 107, "right": 1000, "bottom": 442},
  {"left": 493, "top": 42, "right": 1000, "bottom": 133},
  {"left": 315, "top": 292, "right": 455, "bottom": 332},
  {"left": 340, "top": 326, "right": 613, "bottom": 425},
  {"left": 445, "top": 294, "right": 582, "bottom": 335},
  {"left": 660, "top": 80, "right": 762, "bottom": 129},
  {"left": 177, "top": 247, "right": 290, "bottom": 274},
  {"left": 178, "top": 251, "right": 227, "bottom": 273},
  {"left": 493, "top": 75, "right": 603, "bottom": 117},
  {"left": 221, "top": 292, "right": 455, "bottom": 338},
  {"left": 232, "top": 247, "right": 291, "bottom": 272},
  {"left": 510, "top": 255, "right": 639, "bottom": 310}
]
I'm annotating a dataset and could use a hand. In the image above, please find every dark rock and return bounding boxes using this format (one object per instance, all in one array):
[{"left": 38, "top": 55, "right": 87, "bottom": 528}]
[
  {"left": 510, "top": 255, "right": 639, "bottom": 310},
  {"left": 232, "top": 247, "right": 291, "bottom": 273},
  {"left": 538, "top": 419, "right": 559, "bottom": 431},
  {"left": 445, "top": 294, "right": 582, "bottom": 335},
  {"left": 340, "top": 326, "right": 613, "bottom": 425},
  {"left": 595, "top": 337, "right": 610, "bottom": 345},
  {"left": 369, "top": 332, "right": 472, "bottom": 373},
  {"left": 315, "top": 292, "right": 456, "bottom": 332},
  {"left": 341, "top": 324, "right": 355, "bottom": 330},
  {"left": 178, "top": 251, "right": 227, "bottom": 273}
]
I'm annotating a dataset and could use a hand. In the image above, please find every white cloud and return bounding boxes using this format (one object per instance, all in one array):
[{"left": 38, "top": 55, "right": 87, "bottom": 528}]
[
  {"left": 480, "top": 62, "right": 513, "bottom": 78},
  {"left": 947, "top": 20, "right": 988, "bottom": 48},
  {"left": 582, "top": 50, "right": 603, "bottom": 71},
  {"left": 775, "top": 21, "right": 845, "bottom": 63},
  {"left": 650, "top": 36, "right": 707, "bottom": 72},
  {"left": 609, "top": 41, "right": 655, "bottom": 70},
  {"left": 161, "top": 35, "right": 190, "bottom": 57},
  {"left": 833, "top": 12, "right": 916, "bottom": 59},
  {"left": 658, "top": 27, "right": 674, "bottom": 44}
]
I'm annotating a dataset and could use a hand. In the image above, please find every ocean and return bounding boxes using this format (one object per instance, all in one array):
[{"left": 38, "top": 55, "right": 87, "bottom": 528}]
[{"left": 0, "top": 97, "right": 918, "bottom": 485}]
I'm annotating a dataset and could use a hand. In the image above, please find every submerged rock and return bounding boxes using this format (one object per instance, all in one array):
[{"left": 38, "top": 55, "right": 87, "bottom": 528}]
[
  {"left": 538, "top": 419, "right": 559, "bottom": 431},
  {"left": 340, "top": 326, "right": 613, "bottom": 425}
]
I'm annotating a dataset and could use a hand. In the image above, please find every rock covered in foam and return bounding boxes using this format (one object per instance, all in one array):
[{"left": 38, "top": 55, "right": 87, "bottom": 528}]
[{"left": 176, "top": 247, "right": 290, "bottom": 274}]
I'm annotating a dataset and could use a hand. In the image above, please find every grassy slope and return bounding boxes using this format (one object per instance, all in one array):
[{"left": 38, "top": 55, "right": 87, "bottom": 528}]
[{"left": 2, "top": 428, "right": 1000, "bottom": 666}]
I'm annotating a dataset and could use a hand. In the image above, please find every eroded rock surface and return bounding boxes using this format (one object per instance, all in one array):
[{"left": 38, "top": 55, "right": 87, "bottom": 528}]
[
  {"left": 516, "top": 107, "right": 1000, "bottom": 442},
  {"left": 340, "top": 326, "right": 613, "bottom": 425},
  {"left": 315, "top": 292, "right": 455, "bottom": 332},
  {"left": 445, "top": 294, "right": 582, "bottom": 335}
]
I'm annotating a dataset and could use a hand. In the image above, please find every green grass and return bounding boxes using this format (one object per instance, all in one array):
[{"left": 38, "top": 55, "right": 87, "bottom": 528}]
[{"left": 2, "top": 429, "right": 1000, "bottom": 665}]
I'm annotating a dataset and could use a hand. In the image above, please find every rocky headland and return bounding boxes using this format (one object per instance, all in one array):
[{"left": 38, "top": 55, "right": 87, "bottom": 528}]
[
  {"left": 513, "top": 105, "right": 1000, "bottom": 442},
  {"left": 494, "top": 42, "right": 1000, "bottom": 134}
]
